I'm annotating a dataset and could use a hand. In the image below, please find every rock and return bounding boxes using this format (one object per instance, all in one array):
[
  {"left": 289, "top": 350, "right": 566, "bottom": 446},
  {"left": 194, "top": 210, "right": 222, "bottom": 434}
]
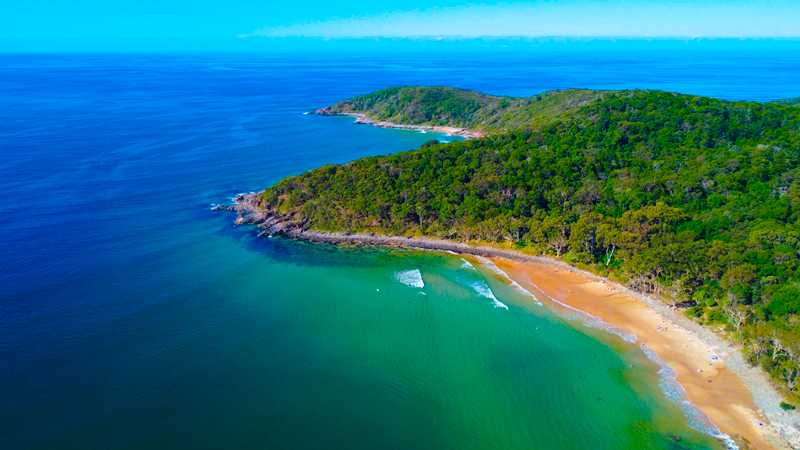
[
  {"left": 313, "top": 107, "right": 334, "bottom": 115},
  {"left": 220, "top": 191, "right": 310, "bottom": 238}
]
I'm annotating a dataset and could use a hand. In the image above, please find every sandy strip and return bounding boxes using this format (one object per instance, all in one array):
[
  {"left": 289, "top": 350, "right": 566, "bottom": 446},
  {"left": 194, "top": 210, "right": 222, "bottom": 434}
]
[
  {"left": 493, "top": 258, "right": 789, "bottom": 450},
  {"left": 221, "top": 199, "right": 800, "bottom": 449},
  {"left": 328, "top": 112, "right": 486, "bottom": 139}
]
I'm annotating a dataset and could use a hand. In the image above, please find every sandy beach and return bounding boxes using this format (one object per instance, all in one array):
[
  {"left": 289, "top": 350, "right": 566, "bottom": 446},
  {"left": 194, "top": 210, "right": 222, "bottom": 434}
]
[
  {"left": 493, "top": 258, "right": 789, "bottom": 450},
  {"left": 346, "top": 113, "right": 486, "bottom": 139},
  {"left": 223, "top": 193, "right": 800, "bottom": 449},
  {"left": 313, "top": 109, "right": 487, "bottom": 139}
]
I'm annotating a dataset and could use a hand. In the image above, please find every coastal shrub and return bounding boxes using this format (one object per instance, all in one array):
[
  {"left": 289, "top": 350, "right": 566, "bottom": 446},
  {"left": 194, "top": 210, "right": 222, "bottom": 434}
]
[
  {"left": 767, "top": 285, "right": 800, "bottom": 316},
  {"left": 686, "top": 306, "right": 705, "bottom": 319},
  {"left": 328, "top": 86, "right": 608, "bottom": 134},
  {"left": 264, "top": 88, "right": 800, "bottom": 400},
  {"left": 420, "top": 139, "right": 441, "bottom": 149}
]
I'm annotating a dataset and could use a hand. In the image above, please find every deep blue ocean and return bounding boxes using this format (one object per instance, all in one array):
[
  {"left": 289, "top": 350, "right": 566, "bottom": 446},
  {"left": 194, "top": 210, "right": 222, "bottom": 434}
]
[{"left": 2, "top": 47, "right": 800, "bottom": 449}]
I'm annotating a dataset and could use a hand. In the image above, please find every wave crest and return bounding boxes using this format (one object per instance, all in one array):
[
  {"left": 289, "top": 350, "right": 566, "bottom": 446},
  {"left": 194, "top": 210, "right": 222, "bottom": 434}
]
[
  {"left": 471, "top": 280, "right": 508, "bottom": 309},
  {"left": 474, "top": 257, "right": 543, "bottom": 305},
  {"left": 394, "top": 269, "right": 425, "bottom": 288}
]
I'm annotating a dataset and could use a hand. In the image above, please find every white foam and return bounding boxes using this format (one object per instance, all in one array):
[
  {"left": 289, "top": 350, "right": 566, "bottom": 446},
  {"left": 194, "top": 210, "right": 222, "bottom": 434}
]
[
  {"left": 227, "top": 191, "right": 256, "bottom": 202},
  {"left": 474, "top": 257, "right": 543, "bottom": 305},
  {"left": 460, "top": 258, "right": 476, "bottom": 270},
  {"left": 492, "top": 299, "right": 509, "bottom": 309},
  {"left": 540, "top": 292, "right": 636, "bottom": 343},
  {"left": 467, "top": 260, "right": 735, "bottom": 447},
  {"left": 641, "top": 347, "right": 739, "bottom": 449},
  {"left": 513, "top": 272, "right": 636, "bottom": 343},
  {"left": 394, "top": 269, "right": 425, "bottom": 288},
  {"left": 470, "top": 281, "right": 508, "bottom": 309}
]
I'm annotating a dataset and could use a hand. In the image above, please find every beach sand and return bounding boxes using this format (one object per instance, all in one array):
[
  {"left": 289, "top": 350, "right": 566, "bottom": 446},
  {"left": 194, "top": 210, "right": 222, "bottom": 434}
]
[
  {"left": 323, "top": 111, "right": 486, "bottom": 139},
  {"left": 494, "top": 258, "right": 787, "bottom": 450},
  {"left": 224, "top": 195, "right": 799, "bottom": 448}
]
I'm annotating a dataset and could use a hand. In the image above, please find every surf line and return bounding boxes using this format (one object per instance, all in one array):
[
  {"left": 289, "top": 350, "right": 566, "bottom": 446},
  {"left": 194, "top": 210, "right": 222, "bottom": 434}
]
[{"left": 496, "top": 266, "right": 740, "bottom": 449}]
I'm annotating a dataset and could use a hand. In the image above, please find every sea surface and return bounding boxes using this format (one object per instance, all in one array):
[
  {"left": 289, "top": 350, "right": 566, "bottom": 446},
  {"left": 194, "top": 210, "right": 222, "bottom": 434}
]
[{"left": 3, "top": 47, "right": 800, "bottom": 449}]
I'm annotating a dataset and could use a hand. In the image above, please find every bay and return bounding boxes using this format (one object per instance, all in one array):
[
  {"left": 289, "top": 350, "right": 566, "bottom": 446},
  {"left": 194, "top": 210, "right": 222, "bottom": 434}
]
[{"left": 3, "top": 45, "right": 799, "bottom": 449}]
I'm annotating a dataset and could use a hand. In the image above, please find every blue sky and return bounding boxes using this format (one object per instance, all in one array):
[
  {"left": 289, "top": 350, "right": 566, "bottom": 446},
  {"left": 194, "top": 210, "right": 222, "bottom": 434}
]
[{"left": 3, "top": 0, "right": 800, "bottom": 51}]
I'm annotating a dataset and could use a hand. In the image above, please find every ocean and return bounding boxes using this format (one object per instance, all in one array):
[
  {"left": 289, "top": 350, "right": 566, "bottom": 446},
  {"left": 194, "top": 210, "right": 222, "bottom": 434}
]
[{"left": 2, "top": 46, "right": 799, "bottom": 449}]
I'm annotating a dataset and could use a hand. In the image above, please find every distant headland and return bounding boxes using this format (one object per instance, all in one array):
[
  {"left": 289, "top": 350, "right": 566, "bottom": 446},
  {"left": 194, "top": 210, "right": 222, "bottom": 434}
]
[{"left": 220, "top": 86, "right": 800, "bottom": 449}]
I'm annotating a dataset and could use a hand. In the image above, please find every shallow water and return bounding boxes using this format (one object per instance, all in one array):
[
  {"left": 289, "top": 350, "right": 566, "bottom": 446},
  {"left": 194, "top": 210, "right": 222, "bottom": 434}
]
[{"left": 3, "top": 47, "right": 799, "bottom": 449}]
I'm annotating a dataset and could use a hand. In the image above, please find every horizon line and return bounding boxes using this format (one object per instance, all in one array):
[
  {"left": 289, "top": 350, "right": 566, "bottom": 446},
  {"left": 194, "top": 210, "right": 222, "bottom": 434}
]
[{"left": 237, "top": 35, "right": 800, "bottom": 40}]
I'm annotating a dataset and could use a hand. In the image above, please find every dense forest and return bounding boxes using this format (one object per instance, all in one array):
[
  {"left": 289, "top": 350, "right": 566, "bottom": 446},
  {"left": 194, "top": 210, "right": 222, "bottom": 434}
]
[
  {"left": 263, "top": 87, "right": 800, "bottom": 403},
  {"left": 326, "top": 86, "right": 607, "bottom": 134},
  {"left": 774, "top": 97, "right": 800, "bottom": 107}
]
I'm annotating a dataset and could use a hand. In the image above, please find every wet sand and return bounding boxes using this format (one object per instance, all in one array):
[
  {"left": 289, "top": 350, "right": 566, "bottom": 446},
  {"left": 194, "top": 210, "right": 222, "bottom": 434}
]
[
  {"left": 221, "top": 199, "right": 798, "bottom": 449},
  {"left": 494, "top": 258, "right": 787, "bottom": 450}
]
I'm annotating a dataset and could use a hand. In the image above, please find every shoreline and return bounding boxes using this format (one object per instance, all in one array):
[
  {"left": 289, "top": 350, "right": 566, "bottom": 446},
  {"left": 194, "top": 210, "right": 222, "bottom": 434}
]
[
  {"left": 219, "top": 193, "right": 799, "bottom": 449},
  {"left": 492, "top": 259, "right": 791, "bottom": 450},
  {"left": 312, "top": 108, "right": 486, "bottom": 140}
]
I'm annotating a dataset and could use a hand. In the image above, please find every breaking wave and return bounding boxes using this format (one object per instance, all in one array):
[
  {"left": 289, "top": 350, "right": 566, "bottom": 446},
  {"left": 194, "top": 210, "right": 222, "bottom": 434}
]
[
  {"left": 394, "top": 269, "right": 425, "bottom": 288},
  {"left": 474, "top": 257, "right": 543, "bottom": 305},
  {"left": 470, "top": 280, "right": 508, "bottom": 309}
]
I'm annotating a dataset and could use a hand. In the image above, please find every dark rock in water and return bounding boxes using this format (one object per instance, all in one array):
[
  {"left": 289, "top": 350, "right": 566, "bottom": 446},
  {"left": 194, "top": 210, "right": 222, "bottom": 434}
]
[
  {"left": 220, "top": 191, "right": 308, "bottom": 238},
  {"left": 667, "top": 435, "right": 681, "bottom": 442}
]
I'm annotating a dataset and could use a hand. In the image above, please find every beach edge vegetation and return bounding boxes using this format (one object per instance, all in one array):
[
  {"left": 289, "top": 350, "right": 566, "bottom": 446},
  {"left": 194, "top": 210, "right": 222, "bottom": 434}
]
[{"left": 258, "top": 86, "right": 800, "bottom": 403}]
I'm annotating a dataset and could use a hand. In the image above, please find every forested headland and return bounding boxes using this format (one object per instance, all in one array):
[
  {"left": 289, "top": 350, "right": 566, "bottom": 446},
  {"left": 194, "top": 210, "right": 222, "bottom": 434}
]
[
  {"left": 259, "top": 86, "right": 800, "bottom": 403},
  {"left": 773, "top": 97, "right": 800, "bottom": 107},
  {"left": 323, "top": 86, "right": 607, "bottom": 134}
]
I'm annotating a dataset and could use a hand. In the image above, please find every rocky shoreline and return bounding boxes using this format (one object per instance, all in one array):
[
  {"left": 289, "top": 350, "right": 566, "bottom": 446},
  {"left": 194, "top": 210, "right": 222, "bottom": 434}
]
[
  {"left": 313, "top": 107, "right": 486, "bottom": 140},
  {"left": 216, "top": 192, "right": 800, "bottom": 448},
  {"left": 213, "top": 193, "right": 567, "bottom": 262}
]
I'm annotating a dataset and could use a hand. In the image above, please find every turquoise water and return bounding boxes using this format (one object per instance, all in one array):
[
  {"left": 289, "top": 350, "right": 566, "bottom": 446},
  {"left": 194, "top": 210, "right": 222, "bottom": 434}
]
[
  {"left": 6, "top": 47, "right": 800, "bottom": 448},
  {"left": 196, "top": 246, "right": 723, "bottom": 450}
]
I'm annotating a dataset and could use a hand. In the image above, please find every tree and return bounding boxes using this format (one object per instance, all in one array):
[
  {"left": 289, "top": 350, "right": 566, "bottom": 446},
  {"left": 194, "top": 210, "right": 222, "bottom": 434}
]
[
  {"left": 721, "top": 264, "right": 757, "bottom": 301},
  {"left": 260, "top": 87, "right": 800, "bottom": 398},
  {"left": 541, "top": 215, "right": 569, "bottom": 258},
  {"left": 723, "top": 301, "right": 750, "bottom": 334},
  {"left": 569, "top": 212, "right": 603, "bottom": 262},
  {"left": 778, "top": 360, "right": 799, "bottom": 392},
  {"left": 596, "top": 219, "right": 620, "bottom": 267}
]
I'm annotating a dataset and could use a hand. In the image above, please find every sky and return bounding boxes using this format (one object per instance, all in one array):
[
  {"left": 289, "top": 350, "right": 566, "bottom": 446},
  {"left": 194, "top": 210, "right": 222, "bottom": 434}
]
[{"left": 2, "top": 0, "right": 800, "bottom": 52}]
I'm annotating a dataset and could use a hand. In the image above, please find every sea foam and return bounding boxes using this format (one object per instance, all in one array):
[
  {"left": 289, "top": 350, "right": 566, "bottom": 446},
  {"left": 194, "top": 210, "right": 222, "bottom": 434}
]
[
  {"left": 466, "top": 259, "right": 735, "bottom": 446},
  {"left": 641, "top": 347, "right": 739, "bottom": 449},
  {"left": 227, "top": 191, "right": 256, "bottom": 203},
  {"left": 512, "top": 272, "right": 637, "bottom": 343},
  {"left": 394, "top": 269, "right": 425, "bottom": 288},
  {"left": 470, "top": 280, "right": 508, "bottom": 309},
  {"left": 460, "top": 258, "right": 476, "bottom": 270},
  {"left": 481, "top": 257, "right": 735, "bottom": 447},
  {"left": 474, "top": 256, "right": 543, "bottom": 305}
]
